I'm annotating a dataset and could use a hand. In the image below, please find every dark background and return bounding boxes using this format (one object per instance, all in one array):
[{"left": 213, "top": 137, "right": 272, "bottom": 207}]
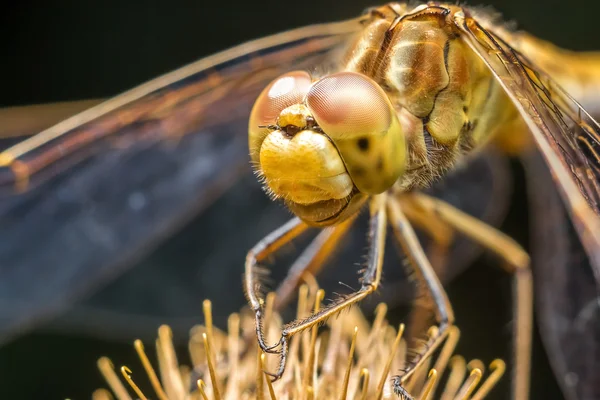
[{"left": 0, "top": 0, "right": 599, "bottom": 399}]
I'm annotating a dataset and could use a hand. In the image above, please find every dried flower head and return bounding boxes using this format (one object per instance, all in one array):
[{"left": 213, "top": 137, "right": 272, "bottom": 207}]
[{"left": 94, "top": 285, "right": 504, "bottom": 400}]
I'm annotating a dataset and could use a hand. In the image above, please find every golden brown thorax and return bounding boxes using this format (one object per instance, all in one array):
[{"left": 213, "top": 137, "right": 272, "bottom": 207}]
[{"left": 343, "top": 4, "right": 523, "bottom": 189}]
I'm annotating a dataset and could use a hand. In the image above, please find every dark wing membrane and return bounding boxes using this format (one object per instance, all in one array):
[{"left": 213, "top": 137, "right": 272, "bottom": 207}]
[
  {"left": 523, "top": 150, "right": 600, "bottom": 400},
  {"left": 0, "top": 19, "right": 360, "bottom": 344},
  {"left": 454, "top": 10, "right": 600, "bottom": 281}
]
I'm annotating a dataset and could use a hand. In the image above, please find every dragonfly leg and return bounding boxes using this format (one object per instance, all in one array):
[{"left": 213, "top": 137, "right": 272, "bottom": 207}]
[
  {"left": 263, "top": 193, "right": 388, "bottom": 381},
  {"left": 387, "top": 196, "right": 455, "bottom": 397},
  {"left": 244, "top": 217, "right": 309, "bottom": 353},
  {"left": 241, "top": 216, "right": 356, "bottom": 355},
  {"left": 392, "top": 198, "right": 457, "bottom": 380},
  {"left": 273, "top": 215, "right": 357, "bottom": 311},
  {"left": 398, "top": 195, "right": 456, "bottom": 275},
  {"left": 404, "top": 192, "right": 532, "bottom": 400}
]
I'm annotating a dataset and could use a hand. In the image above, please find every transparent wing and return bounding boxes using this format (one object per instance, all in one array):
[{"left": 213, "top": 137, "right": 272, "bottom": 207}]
[
  {"left": 0, "top": 19, "right": 360, "bottom": 343},
  {"left": 455, "top": 10, "right": 600, "bottom": 400},
  {"left": 455, "top": 10, "right": 600, "bottom": 277}
]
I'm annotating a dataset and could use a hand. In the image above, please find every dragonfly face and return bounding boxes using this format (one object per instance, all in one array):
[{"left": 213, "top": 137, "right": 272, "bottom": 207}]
[{"left": 249, "top": 70, "right": 404, "bottom": 225}]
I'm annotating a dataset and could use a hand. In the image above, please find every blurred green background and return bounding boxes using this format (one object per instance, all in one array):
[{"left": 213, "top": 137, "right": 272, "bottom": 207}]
[{"left": 1, "top": 0, "right": 599, "bottom": 399}]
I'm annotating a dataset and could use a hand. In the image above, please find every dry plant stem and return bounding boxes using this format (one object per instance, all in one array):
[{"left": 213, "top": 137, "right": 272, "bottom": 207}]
[
  {"left": 120, "top": 366, "right": 147, "bottom": 400},
  {"left": 375, "top": 324, "right": 405, "bottom": 399},
  {"left": 471, "top": 360, "right": 506, "bottom": 400},
  {"left": 203, "top": 332, "right": 222, "bottom": 400},
  {"left": 134, "top": 339, "right": 169, "bottom": 400},
  {"left": 359, "top": 369, "right": 370, "bottom": 400},
  {"left": 197, "top": 380, "right": 210, "bottom": 400},
  {"left": 405, "top": 192, "right": 533, "bottom": 400},
  {"left": 303, "top": 289, "right": 325, "bottom": 395},
  {"left": 225, "top": 313, "right": 241, "bottom": 398},
  {"left": 257, "top": 350, "right": 265, "bottom": 400},
  {"left": 455, "top": 368, "right": 483, "bottom": 399},
  {"left": 157, "top": 325, "right": 187, "bottom": 399},
  {"left": 92, "top": 389, "right": 113, "bottom": 400},
  {"left": 417, "top": 369, "right": 438, "bottom": 400},
  {"left": 428, "top": 326, "right": 461, "bottom": 395},
  {"left": 339, "top": 327, "right": 358, "bottom": 400},
  {"left": 96, "top": 294, "right": 506, "bottom": 399},
  {"left": 441, "top": 356, "right": 467, "bottom": 400},
  {"left": 261, "top": 353, "right": 278, "bottom": 400},
  {"left": 97, "top": 357, "right": 132, "bottom": 400}
]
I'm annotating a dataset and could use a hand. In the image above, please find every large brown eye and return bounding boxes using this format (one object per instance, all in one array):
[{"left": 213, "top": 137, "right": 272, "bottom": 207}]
[
  {"left": 305, "top": 71, "right": 392, "bottom": 138},
  {"left": 248, "top": 71, "right": 312, "bottom": 162},
  {"left": 305, "top": 71, "right": 406, "bottom": 195}
]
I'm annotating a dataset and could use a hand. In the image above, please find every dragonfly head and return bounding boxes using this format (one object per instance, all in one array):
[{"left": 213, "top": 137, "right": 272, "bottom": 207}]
[{"left": 249, "top": 71, "right": 406, "bottom": 226}]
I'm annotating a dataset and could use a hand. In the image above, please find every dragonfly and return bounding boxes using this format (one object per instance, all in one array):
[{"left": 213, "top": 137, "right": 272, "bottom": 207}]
[{"left": 0, "top": 2, "right": 599, "bottom": 400}]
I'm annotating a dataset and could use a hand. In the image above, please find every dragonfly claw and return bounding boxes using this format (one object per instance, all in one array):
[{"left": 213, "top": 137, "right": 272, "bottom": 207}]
[
  {"left": 263, "top": 369, "right": 284, "bottom": 382},
  {"left": 261, "top": 335, "right": 289, "bottom": 382},
  {"left": 255, "top": 310, "right": 283, "bottom": 354},
  {"left": 260, "top": 340, "right": 283, "bottom": 354},
  {"left": 392, "top": 376, "right": 415, "bottom": 400}
]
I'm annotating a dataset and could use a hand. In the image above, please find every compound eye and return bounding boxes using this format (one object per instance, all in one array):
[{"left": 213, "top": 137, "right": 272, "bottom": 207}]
[
  {"left": 306, "top": 72, "right": 406, "bottom": 195},
  {"left": 305, "top": 71, "right": 392, "bottom": 139},
  {"left": 248, "top": 71, "right": 312, "bottom": 162}
]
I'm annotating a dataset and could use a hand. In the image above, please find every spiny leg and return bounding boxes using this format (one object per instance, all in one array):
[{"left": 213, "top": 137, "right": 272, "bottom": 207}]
[
  {"left": 399, "top": 194, "right": 455, "bottom": 276},
  {"left": 274, "top": 215, "right": 357, "bottom": 311},
  {"left": 397, "top": 198, "right": 457, "bottom": 355},
  {"left": 264, "top": 193, "right": 388, "bottom": 381},
  {"left": 241, "top": 216, "right": 356, "bottom": 354},
  {"left": 245, "top": 217, "right": 309, "bottom": 353},
  {"left": 404, "top": 192, "right": 532, "bottom": 400},
  {"left": 386, "top": 196, "right": 455, "bottom": 398}
]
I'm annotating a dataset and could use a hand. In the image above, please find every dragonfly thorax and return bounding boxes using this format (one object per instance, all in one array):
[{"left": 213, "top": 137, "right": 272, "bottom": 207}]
[{"left": 342, "top": 4, "right": 513, "bottom": 190}]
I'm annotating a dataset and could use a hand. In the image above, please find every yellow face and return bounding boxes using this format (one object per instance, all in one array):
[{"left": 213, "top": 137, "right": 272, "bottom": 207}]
[{"left": 249, "top": 71, "right": 406, "bottom": 226}]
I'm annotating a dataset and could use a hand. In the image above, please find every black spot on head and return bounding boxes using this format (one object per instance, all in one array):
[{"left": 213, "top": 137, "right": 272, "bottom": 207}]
[
  {"left": 379, "top": 81, "right": 394, "bottom": 92},
  {"left": 462, "top": 105, "right": 468, "bottom": 113},
  {"left": 352, "top": 166, "right": 365, "bottom": 177},
  {"left": 376, "top": 156, "right": 384, "bottom": 172},
  {"left": 357, "top": 137, "right": 370, "bottom": 151},
  {"left": 282, "top": 125, "right": 302, "bottom": 137}
]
